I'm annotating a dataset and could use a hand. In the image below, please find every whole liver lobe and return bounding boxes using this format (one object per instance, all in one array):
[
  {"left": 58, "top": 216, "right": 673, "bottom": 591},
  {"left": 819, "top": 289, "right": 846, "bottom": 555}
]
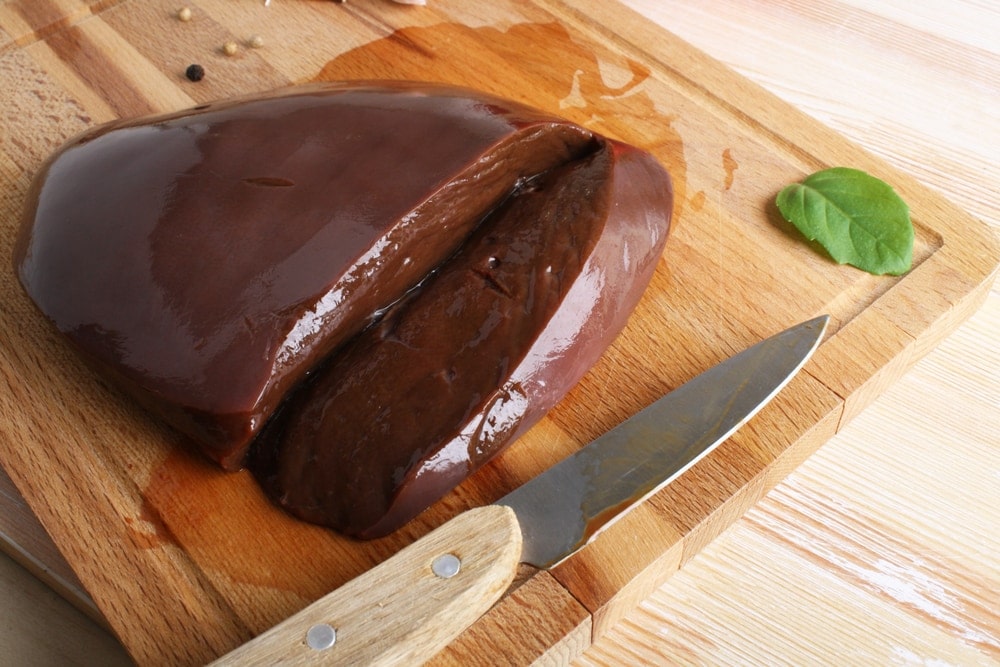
[
  {"left": 15, "top": 82, "right": 595, "bottom": 469},
  {"left": 16, "top": 82, "right": 672, "bottom": 537}
]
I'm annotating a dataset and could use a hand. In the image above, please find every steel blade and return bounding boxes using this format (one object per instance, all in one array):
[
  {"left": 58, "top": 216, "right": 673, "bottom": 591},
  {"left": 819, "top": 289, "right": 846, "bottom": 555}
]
[{"left": 497, "top": 315, "right": 828, "bottom": 568}]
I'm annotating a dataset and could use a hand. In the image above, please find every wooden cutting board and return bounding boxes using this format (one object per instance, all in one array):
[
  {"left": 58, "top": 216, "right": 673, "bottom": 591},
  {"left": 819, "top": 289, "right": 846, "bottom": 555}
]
[{"left": 1, "top": 1, "right": 997, "bottom": 664}]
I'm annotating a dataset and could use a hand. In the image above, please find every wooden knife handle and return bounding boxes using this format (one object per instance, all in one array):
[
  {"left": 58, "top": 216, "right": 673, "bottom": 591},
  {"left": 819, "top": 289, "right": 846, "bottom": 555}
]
[{"left": 211, "top": 505, "right": 522, "bottom": 666}]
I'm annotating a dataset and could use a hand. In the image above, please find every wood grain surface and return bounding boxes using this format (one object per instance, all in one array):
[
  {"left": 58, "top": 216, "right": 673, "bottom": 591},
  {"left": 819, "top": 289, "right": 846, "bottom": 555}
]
[{"left": 1, "top": 1, "right": 997, "bottom": 665}]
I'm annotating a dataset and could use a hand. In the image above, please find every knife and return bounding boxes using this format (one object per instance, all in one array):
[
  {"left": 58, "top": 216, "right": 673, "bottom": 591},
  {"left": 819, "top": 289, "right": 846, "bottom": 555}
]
[{"left": 212, "top": 315, "right": 828, "bottom": 666}]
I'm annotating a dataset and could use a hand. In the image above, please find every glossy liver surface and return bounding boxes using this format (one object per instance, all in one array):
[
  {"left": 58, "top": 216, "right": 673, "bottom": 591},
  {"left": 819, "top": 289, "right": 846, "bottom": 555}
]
[
  {"left": 16, "top": 82, "right": 672, "bottom": 536},
  {"left": 15, "top": 82, "right": 595, "bottom": 469},
  {"left": 252, "top": 139, "right": 672, "bottom": 537}
]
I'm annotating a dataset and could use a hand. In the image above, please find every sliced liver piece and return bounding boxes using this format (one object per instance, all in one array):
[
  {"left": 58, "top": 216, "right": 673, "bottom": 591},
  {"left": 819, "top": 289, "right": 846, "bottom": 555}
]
[{"left": 251, "top": 137, "right": 673, "bottom": 538}]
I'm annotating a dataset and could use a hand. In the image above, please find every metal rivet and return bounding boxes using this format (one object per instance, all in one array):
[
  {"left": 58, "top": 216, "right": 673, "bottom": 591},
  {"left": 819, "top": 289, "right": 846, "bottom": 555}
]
[
  {"left": 306, "top": 623, "right": 337, "bottom": 650},
  {"left": 431, "top": 553, "right": 461, "bottom": 579}
]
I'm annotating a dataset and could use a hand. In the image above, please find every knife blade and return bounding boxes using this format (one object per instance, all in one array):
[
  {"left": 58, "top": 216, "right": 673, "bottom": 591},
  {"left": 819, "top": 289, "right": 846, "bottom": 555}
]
[{"left": 212, "top": 315, "right": 828, "bottom": 666}]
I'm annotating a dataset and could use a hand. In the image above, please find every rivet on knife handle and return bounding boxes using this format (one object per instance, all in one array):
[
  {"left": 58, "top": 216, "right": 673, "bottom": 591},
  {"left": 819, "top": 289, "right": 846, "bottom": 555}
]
[{"left": 210, "top": 505, "right": 522, "bottom": 666}]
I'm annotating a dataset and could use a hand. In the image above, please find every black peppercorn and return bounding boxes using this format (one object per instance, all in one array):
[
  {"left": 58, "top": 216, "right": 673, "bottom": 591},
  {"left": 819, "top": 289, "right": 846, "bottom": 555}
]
[{"left": 185, "top": 64, "right": 205, "bottom": 82}]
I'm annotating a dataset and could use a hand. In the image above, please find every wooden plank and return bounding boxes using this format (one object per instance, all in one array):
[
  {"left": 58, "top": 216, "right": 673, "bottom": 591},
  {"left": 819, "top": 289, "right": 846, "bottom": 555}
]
[
  {"left": 0, "top": 465, "right": 97, "bottom": 623},
  {"left": 578, "top": 298, "right": 1000, "bottom": 666},
  {"left": 0, "top": 0, "right": 996, "bottom": 664},
  {"left": 0, "top": 0, "right": 120, "bottom": 53}
]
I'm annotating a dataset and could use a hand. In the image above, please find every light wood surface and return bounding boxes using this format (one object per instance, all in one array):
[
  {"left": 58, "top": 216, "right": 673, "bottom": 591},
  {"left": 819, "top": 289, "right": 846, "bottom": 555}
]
[{"left": 0, "top": 1, "right": 997, "bottom": 665}]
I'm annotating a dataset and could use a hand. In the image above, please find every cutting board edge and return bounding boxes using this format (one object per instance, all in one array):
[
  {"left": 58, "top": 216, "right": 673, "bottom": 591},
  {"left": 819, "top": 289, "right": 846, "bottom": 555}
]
[{"left": 1, "top": 2, "right": 995, "bottom": 664}]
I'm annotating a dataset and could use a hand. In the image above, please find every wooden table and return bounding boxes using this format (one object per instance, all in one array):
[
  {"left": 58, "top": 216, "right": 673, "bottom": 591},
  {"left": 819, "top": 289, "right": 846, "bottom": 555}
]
[{"left": 2, "top": 0, "right": 997, "bottom": 664}]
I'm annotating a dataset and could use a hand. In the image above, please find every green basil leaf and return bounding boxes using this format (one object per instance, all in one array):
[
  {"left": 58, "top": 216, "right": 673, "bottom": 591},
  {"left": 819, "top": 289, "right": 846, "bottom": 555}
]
[{"left": 776, "top": 167, "right": 913, "bottom": 275}]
